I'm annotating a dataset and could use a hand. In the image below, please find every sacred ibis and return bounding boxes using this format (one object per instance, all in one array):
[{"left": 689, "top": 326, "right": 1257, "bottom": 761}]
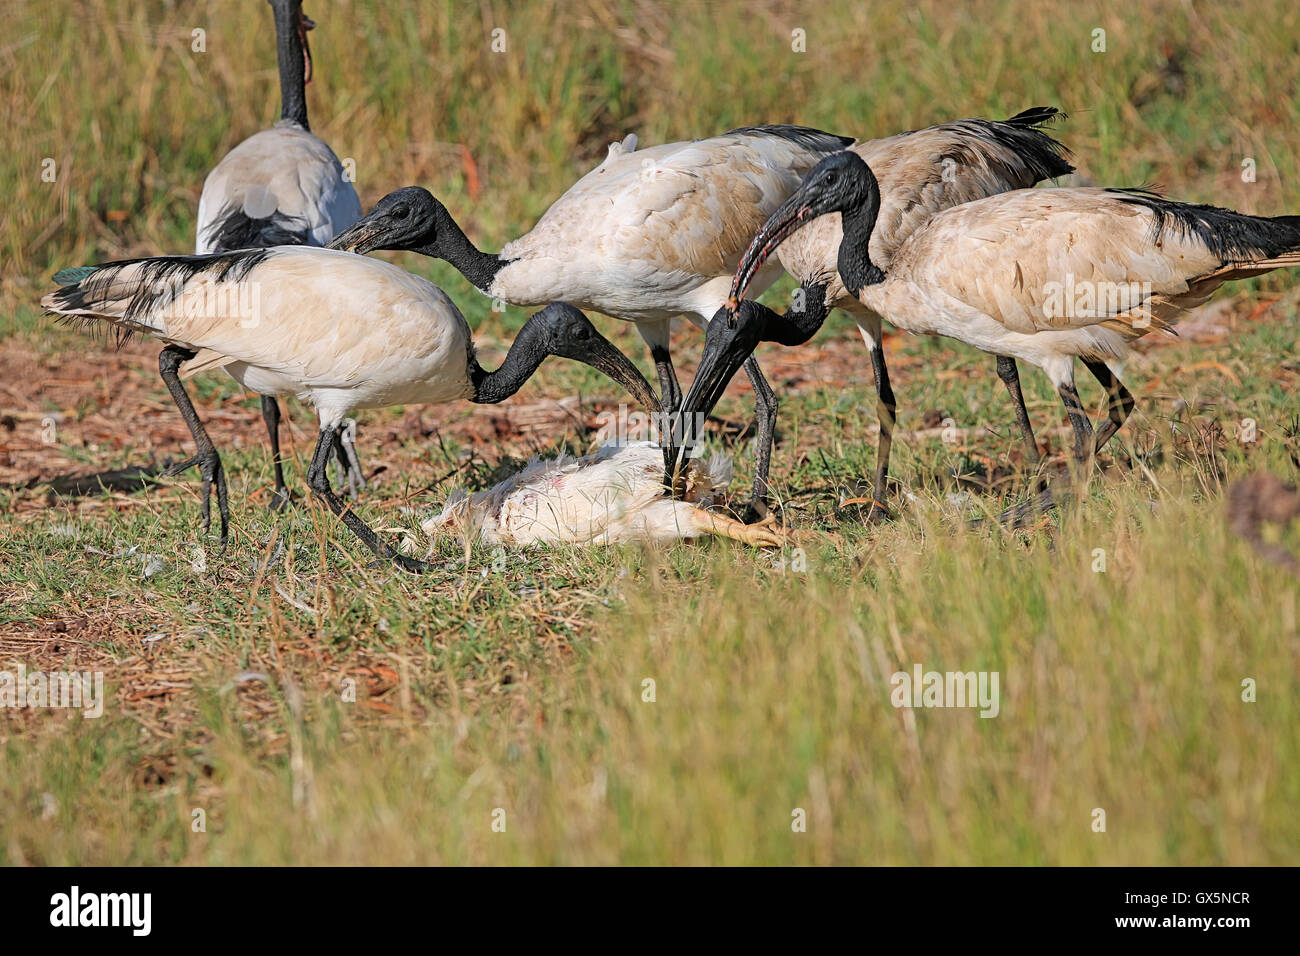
[
  {"left": 658, "top": 108, "right": 1075, "bottom": 515},
  {"left": 327, "top": 124, "right": 855, "bottom": 513},
  {"left": 167, "top": 0, "right": 364, "bottom": 541},
  {"left": 682, "top": 152, "right": 1300, "bottom": 501},
  {"left": 43, "top": 248, "right": 658, "bottom": 572}
]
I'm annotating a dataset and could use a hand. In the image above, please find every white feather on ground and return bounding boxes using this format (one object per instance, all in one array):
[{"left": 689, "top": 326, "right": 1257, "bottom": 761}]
[{"left": 423, "top": 441, "right": 786, "bottom": 547}]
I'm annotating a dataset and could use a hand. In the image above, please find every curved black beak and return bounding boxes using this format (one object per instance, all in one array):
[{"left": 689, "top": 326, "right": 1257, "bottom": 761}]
[
  {"left": 327, "top": 216, "right": 385, "bottom": 254},
  {"left": 662, "top": 303, "right": 770, "bottom": 489},
  {"left": 568, "top": 331, "right": 661, "bottom": 419},
  {"left": 725, "top": 190, "right": 814, "bottom": 323}
]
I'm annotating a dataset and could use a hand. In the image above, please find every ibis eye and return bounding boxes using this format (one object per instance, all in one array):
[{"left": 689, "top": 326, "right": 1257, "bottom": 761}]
[
  {"left": 392, "top": 204, "right": 410, "bottom": 220},
  {"left": 824, "top": 171, "right": 838, "bottom": 186},
  {"left": 568, "top": 323, "right": 591, "bottom": 341}
]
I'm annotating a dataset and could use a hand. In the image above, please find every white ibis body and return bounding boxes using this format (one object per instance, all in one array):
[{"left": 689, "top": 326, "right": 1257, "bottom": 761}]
[
  {"left": 43, "top": 248, "right": 658, "bottom": 571},
  {"left": 686, "top": 151, "right": 1300, "bottom": 499},
  {"left": 691, "top": 108, "right": 1075, "bottom": 515},
  {"left": 328, "top": 124, "right": 856, "bottom": 511},
  {"left": 174, "top": 0, "right": 364, "bottom": 538}
]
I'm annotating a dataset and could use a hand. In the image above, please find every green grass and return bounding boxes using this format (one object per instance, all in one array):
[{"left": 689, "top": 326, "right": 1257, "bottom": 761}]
[
  {"left": 4, "top": 452, "right": 1297, "bottom": 865},
  {"left": 2, "top": 0, "right": 1299, "bottom": 864}
]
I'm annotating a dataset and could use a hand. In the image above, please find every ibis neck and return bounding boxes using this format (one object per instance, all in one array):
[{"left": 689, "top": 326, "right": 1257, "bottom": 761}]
[
  {"left": 837, "top": 193, "right": 884, "bottom": 296},
  {"left": 428, "top": 211, "right": 507, "bottom": 294},
  {"left": 753, "top": 281, "right": 830, "bottom": 346},
  {"left": 468, "top": 327, "right": 547, "bottom": 404},
  {"left": 272, "top": 2, "right": 309, "bottom": 129}
]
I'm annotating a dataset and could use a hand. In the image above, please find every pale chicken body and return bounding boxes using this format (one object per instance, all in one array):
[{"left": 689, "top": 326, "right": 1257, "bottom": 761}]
[{"left": 426, "top": 442, "right": 784, "bottom": 548}]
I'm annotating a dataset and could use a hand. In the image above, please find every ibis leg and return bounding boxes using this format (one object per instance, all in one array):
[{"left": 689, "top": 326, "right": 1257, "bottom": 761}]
[
  {"left": 742, "top": 356, "right": 778, "bottom": 521},
  {"left": 649, "top": 344, "right": 683, "bottom": 417},
  {"left": 261, "top": 396, "right": 294, "bottom": 512},
  {"left": 158, "top": 345, "right": 229, "bottom": 548},
  {"left": 332, "top": 418, "right": 364, "bottom": 502},
  {"left": 996, "top": 355, "right": 1041, "bottom": 466},
  {"left": 338, "top": 418, "right": 366, "bottom": 500},
  {"left": 305, "top": 427, "right": 429, "bottom": 573},
  {"left": 1057, "top": 381, "right": 1095, "bottom": 464},
  {"left": 635, "top": 319, "right": 681, "bottom": 417},
  {"left": 1082, "top": 360, "right": 1135, "bottom": 455},
  {"left": 639, "top": 320, "right": 682, "bottom": 484},
  {"left": 866, "top": 340, "right": 897, "bottom": 524}
]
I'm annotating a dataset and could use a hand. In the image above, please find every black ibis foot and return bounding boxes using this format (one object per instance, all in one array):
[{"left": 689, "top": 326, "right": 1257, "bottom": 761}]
[
  {"left": 991, "top": 490, "right": 1056, "bottom": 529},
  {"left": 165, "top": 450, "right": 229, "bottom": 548},
  {"left": 389, "top": 553, "right": 433, "bottom": 574},
  {"left": 361, "top": 538, "right": 433, "bottom": 575},
  {"left": 986, "top": 472, "right": 1072, "bottom": 530},
  {"left": 333, "top": 419, "right": 366, "bottom": 502}
]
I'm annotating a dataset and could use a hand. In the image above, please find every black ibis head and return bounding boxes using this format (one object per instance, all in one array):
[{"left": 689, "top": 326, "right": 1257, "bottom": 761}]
[
  {"left": 328, "top": 187, "right": 445, "bottom": 257},
  {"left": 532, "top": 304, "right": 659, "bottom": 414},
  {"left": 728, "top": 150, "right": 876, "bottom": 317},
  {"left": 661, "top": 299, "right": 774, "bottom": 489}
]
